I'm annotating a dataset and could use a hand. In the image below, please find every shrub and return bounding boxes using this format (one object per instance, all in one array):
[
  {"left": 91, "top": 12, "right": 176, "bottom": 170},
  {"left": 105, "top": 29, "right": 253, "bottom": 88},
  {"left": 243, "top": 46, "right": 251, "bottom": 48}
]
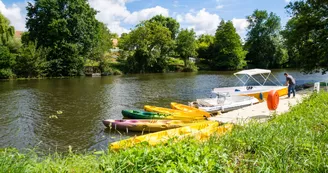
[{"left": 0, "top": 68, "right": 15, "bottom": 79}]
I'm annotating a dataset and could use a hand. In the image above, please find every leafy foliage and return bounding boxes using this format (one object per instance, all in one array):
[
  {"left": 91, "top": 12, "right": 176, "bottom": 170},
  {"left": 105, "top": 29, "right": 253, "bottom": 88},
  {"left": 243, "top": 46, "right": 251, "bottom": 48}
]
[
  {"left": 26, "top": 0, "right": 100, "bottom": 76},
  {"left": 196, "top": 34, "right": 215, "bottom": 70},
  {"left": 212, "top": 20, "right": 247, "bottom": 70},
  {"left": 175, "top": 29, "right": 198, "bottom": 67},
  {"left": 14, "top": 42, "right": 49, "bottom": 78},
  {"left": 120, "top": 21, "right": 174, "bottom": 73},
  {"left": 0, "top": 13, "right": 16, "bottom": 79},
  {"left": 245, "top": 10, "right": 288, "bottom": 68},
  {"left": 88, "top": 22, "right": 114, "bottom": 62},
  {"left": 147, "top": 15, "right": 180, "bottom": 40},
  {"left": 0, "top": 13, "right": 15, "bottom": 46},
  {"left": 283, "top": 0, "right": 328, "bottom": 74}
]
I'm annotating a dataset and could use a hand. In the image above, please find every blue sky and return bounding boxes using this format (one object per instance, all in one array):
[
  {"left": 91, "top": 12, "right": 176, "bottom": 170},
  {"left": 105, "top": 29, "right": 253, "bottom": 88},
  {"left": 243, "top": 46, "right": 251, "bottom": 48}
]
[{"left": 0, "top": 0, "right": 292, "bottom": 39}]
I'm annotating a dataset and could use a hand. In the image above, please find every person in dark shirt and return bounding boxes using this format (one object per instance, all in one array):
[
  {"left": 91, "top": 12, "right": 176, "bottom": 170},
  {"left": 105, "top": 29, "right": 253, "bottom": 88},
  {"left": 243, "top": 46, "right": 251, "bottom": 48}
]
[{"left": 284, "top": 73, "right": 296, "bottom": 98}]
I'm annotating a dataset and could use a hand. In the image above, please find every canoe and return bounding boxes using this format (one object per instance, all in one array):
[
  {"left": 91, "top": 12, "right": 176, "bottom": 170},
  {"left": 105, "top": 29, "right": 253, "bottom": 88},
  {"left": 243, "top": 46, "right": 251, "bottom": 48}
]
[
  {"left": 110, "top": 121, "right": 233, "bottom": 150},
  {"left": 144, "top": 105, "right": 207, "bottom": 120},
  {"left": 122, "top": 110, "right": 173, "bottom": 119},
  {"left": 170, "top": 102, "right": 211, "bottom": 118},
  {"left": 103, "top": 119, "right": 203, "bottom": 132}
]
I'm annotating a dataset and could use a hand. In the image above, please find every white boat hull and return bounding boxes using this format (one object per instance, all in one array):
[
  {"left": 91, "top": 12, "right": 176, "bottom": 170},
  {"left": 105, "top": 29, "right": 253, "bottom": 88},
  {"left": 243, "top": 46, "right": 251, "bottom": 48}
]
[
  {"left": 191, "top": 95, "right": 259, "bottom": 113},
  {"left": 212, "top": 86, "right": 288, "bottom": 101}
]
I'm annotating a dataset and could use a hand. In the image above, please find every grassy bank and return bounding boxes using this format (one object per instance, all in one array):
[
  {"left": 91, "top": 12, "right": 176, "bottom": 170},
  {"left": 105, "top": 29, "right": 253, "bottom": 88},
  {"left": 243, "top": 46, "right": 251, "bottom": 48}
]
[{"left": 1, "top": 92, "right": 328, "bottom": 172}]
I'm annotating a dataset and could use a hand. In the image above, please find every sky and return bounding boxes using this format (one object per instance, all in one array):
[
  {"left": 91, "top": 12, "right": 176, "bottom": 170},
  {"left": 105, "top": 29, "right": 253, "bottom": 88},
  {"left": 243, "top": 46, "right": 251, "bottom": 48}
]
[{"left": 0, "top": 0, "right": 293, "bottom": 40}]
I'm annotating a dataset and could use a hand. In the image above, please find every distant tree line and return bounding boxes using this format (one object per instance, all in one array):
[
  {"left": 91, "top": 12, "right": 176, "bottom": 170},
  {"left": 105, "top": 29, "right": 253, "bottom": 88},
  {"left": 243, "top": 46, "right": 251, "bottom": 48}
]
[{"left": 0, "top": 0, "right": 327, "bottom": 79}]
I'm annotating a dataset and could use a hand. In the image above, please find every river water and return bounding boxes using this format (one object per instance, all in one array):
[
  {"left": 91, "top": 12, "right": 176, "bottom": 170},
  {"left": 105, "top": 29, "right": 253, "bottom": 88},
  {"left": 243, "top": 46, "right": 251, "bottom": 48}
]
[{"left": 0, "top": 69, "right": 327, "bottom": 153}]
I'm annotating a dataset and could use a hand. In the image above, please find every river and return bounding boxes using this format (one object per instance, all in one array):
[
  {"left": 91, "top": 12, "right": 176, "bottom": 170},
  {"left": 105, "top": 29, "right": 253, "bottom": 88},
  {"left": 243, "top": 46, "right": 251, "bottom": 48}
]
[{"left": 0, "top": 69, "right": 327, "bottom": 153}]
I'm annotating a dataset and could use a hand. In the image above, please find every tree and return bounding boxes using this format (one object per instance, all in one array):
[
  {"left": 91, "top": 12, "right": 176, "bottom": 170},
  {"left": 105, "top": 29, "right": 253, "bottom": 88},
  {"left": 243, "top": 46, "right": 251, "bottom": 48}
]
[
  {"left": 196, "top": 34, "right": 215, "bottom": 69},
  {"left": 26, "top": 0, "right": 100, "bottom": 76},
  {"left": 14, "top": 41, "right": 49, "bottom": 78},
  {"left": 120, "top": 22, "right": 174, "bottom": 73},
  {"left": 147, "top": 15, "right": 180, "bottom": 40},
  {"left": 88, "top": 22, "right": 114, "bottom": 62},
  {"left": 175, "top": 29, "right": 197, "bottom": 67},
  {"left": 0, "top": 13, "right": 15, "bottom": 46},
  {"left": 283, "top": 1, "right": 328, "bottom": 74},
  {"left": 0, "top": 13, "right": 16, "bottom": 78},
  {"left": 245, "top": 10, "right": 288, "bottom": 68},
  {"left": 212, "top": 20, "right": 247, "bottom": 70}
]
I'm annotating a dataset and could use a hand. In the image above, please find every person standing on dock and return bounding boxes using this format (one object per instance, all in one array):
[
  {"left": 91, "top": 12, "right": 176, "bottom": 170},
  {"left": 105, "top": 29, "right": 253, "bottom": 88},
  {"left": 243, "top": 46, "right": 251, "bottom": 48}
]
[{"left": 284, "top": 73, "right": 296, "bottom": 98}]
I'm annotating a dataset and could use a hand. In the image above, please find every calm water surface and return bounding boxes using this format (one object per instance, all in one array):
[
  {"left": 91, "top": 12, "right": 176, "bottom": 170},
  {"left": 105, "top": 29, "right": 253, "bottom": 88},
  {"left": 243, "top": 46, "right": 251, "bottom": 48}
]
[{"left": 0, "top": 70, "right": 327, "bottom": 152}]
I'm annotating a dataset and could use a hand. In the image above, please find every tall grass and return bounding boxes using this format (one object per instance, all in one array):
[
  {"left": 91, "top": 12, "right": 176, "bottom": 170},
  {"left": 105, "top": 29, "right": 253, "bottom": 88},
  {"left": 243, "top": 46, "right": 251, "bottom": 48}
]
[{"left": 1, "top": 92, "right": 328, "bottom": 172}]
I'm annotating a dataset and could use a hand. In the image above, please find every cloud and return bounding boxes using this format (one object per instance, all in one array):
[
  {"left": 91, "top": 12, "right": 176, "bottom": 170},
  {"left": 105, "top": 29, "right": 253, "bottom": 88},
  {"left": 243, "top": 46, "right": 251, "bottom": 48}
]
[
  {"left": 216, "top": 5, "right": 224, "bottom": 9},
  {"left": 124, "top": 6, "right": 169, "bottom": 24},
  {"left": 232, "top": 18, "right": 249, "bottom": 39},
  {"left": 89, "top": 0, "right": 131, "bottom": 35},
  {"left": 180, "top": 8, "right": 221, "bottom": 35},
  {"left": 89, "top": 0, "right": 169, "bottom": 35},
  {"left": 0, "top": 0, "right": 26, "bottom": 31}
]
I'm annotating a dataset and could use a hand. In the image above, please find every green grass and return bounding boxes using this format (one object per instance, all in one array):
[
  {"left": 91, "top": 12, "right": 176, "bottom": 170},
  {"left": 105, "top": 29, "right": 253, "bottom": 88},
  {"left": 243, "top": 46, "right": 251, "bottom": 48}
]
[{"left": 1, "top": 92, "right": 328, "bottom": 172}]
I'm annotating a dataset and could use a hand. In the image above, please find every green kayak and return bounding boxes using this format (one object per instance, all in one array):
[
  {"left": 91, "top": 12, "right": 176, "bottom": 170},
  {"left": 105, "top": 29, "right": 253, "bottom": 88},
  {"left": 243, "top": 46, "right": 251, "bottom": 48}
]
[{"left": 122, "top": 110, "right": 173, "bottom": 119}]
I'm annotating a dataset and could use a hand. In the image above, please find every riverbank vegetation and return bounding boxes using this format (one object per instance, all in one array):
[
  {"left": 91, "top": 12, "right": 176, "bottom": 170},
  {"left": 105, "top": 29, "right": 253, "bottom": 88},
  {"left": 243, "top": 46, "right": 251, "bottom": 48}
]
[
  {"left": 1, "top": 92, "right": 327, "bottom": 172},
  {"left": 0, "top": 0, "right": 327, "bottom": 79}
]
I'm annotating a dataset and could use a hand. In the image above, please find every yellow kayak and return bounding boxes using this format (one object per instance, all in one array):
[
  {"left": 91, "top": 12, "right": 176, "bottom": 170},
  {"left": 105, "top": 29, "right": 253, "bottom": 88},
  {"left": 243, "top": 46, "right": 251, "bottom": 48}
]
[
  {"left": 170, "top": 102, "right": 211, "bottom": 118},
  {"left": 144, "top": 105, "right": 207, "bottom": 120},
  {"left": 103, "top": 119, "right": 205, "bottom": 132},
  {"left": 110, "top": 121, "right": 233, "bottom": 150}
]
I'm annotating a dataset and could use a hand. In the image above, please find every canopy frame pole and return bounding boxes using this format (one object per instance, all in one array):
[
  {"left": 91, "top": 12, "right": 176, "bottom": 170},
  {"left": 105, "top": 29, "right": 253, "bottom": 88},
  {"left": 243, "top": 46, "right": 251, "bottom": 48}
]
[
  {"left": 249, "top": 74, "right": 263, "bottom": 86},
  {"left": 271, "top": 74, "right": 283, "bottom": 86},
  {"left": 233, "top": 69, "right": 283, "bottom": 86},
  {"left": 260, "top": 73, "right": 270, "bottom": 86},
  {"left": 234, "top": 74, "right": 251, "bottom": 86}
]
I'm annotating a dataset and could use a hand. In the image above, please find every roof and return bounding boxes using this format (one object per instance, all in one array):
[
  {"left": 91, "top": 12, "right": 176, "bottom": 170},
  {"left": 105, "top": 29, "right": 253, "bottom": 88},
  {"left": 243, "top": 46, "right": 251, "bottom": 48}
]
[
  {"left": 234, "top": 69, "right": 271, "bottom": 76},
  {"left": 15, "top": 31, "right": 23, "bottom": 38}
]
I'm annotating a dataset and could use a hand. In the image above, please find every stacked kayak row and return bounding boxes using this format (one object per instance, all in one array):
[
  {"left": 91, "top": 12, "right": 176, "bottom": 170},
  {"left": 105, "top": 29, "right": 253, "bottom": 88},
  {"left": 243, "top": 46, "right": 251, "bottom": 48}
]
[
  {"left": 103, "top": 102, "right": 233, "bottom": 150},
  {"left": 103, "top": 119, "right": 204, "bottom": 132},
  {"left": 103, "top": 102, "right": 211, "bottom": 133},
  {"left": 111, "top": 121, "right": 233, "bottom": 150}
]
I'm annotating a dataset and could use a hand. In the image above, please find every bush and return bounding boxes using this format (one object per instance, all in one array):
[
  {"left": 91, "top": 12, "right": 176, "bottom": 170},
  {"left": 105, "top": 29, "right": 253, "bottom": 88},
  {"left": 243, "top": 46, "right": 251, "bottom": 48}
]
[
  {"left": 14, "top": 42, "right": 49, "bottom": 78},
  {"left": 182, "top": 61, "right": 198, "bottom": 72},
  {"left": 0, "top": 68, "right": 15, "bottom": 79}
]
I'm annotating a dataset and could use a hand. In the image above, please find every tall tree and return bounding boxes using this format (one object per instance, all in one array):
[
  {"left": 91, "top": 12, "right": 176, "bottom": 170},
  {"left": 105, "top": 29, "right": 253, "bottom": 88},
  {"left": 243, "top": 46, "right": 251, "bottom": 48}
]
[
  {"left": 283, "top": 0, "right": 328, "bottom": 74},
  {"left": 196, "top": 34, "right": 215, "bottom": 60},
  {"left": 245, "top": 10, "right": 288, "bottom": 68},
  {"left": 175, "top": 29, "right": 197, "bottom": 67},
  {"left": 147, "top": 15, "right": 180, "bottom": 40},
  {"left": 120, "top": 21, "right": 174, "bottom": 73},
  {"left": 26, "top": 0, "right": 100, "bottom": 76},
  {"left": 88, "top": 22, "right": 114, "bottom": 62},
  {"left": 0, "top": 13, "right": 16, "bottom": 78},
  {"left": 0, "top": 13, "right": 15, "bottom": 46},
  {"left": 212, "top": 20, "right": 247, "bottom": 70},
  {"left": 14, "top": 41, "right": 49, "bottom": 78}
]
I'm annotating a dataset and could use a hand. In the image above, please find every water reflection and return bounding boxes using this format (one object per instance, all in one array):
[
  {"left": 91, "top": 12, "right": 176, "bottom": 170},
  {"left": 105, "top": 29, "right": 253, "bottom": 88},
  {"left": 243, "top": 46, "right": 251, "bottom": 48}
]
[{"left": 0, "top": 70, "right": 327, "bottom": 152}]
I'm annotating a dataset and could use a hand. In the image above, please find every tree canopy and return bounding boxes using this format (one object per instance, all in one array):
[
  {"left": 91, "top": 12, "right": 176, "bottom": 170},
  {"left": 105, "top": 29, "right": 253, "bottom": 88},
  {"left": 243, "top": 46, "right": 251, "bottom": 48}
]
[
  {"left": 175, "top": 29, "right": 197, "bottom": 67},
  {"left": 120, "top": 21, "right": 174, "bottom": 73},
  {"left": 26, "top": 0, "right": 100, "bottom": 76},
  {"left": 2, "top": 1, "right": 328, "bottom": 78},
  {"left": 283, "top": 0, "right": 328, "bottom": 74},
  {"left": 212, "top": 20, "right": 247, "bottom": 70},
  {"left": 147, "top": 15, "right": 180, "bottom": 40},
  {"left": 0, "top": 13, "right": 16, "bottom": 78},
  {"left": 245, "top": 10, "right": 288, "bottom": 68},
  {"left": 0, "top": 13, "right": 15, "bottom": 46}
]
